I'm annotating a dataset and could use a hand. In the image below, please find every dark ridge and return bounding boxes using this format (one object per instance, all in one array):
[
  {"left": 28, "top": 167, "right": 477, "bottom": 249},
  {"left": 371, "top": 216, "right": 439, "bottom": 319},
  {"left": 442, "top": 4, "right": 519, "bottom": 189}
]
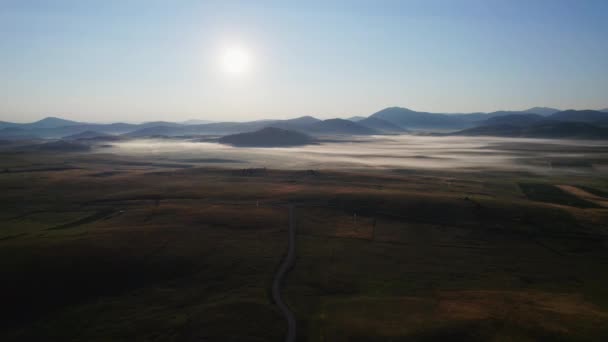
[
  {"left": 219, "top": 127, "right": 315, "bottom": 147},
  {"left": 479, "top": 114, "right": 545, "bottom": 127},
  {"left": 549, "top": 110, "right": 608, "bottom": 124},
  {"left": 308, "top": 118, "right": 378, "bottom": 135},
  {"left": 357, "top": 117, "right": 407, "bottom": 133}
]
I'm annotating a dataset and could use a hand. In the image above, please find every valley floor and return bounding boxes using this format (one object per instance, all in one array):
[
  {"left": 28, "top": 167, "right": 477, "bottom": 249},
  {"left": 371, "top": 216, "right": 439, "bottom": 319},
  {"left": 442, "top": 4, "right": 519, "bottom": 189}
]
[{"left": 1, "top": 149, "right": 608, "bottom": 341}]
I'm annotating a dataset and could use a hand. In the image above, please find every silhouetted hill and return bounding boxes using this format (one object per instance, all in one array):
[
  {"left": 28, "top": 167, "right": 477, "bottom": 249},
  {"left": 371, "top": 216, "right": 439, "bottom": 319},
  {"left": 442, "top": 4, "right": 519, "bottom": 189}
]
[
  {"left": 370, "top": 107, "right": 468, "bottom": 129},
  {"left": 453, "top": 124, "right": 524, "bottom": 137},
  {"left": 0, "top": 122, "right": 139, "bottom": 139},
  {"left": 357, "top": 117, "right": 407, "bottom": 133},
  {"left": 43, "top": 124, "right": 137, "bottom": 138},
  {"left": 0, "top": 127, "right": 28, "bottom": 135},
  {"left": 63, "top": 130, "right": 113, "bottom": 140},
  {"left": 484, "top": 109, "right": 555, "bottom": 120},
  {"left": 219, "top": 127, "right": 315, "bottom": 147},
  {"left": 97, "top": 123, "right": 140, "bottom": 133},
  {"left": 0, "top": 121, "right": 18, "bottom": 129},
  {"left": 123, "top": 126, "right": 182, "bottom": 137},
  {"left": 139, "top": 121, "right": 184, "bottom": 128},
  {"left": 527, "top": 121, "right": 608, "bottom": 138},
  {"left": 28, "top": 117, "right": 82, "bottom": 128},
  {"left": 0, "top": 117, "right": 82, "bottom": 131},
  {"left": 549, "top": 110, "right": 608, "bottom": 124},
  {"left": 307, "top": 119, "right": 378, "bottom": 135},
  {"left": 346, "top": 116, "right": 366, "bottom": 122},
  {"left": 521, "top": 107, "right": 560, "bottom": 116},
  {"left": 269, "top": 116, "right": 321, "bottom": 131},
  {"left": 285, "top": 116, "right": 320, "bottom": 125},
  {"left": 454, "top": 112, "right": 501, "bottom": 122},
  {"left": 0, "top": 127, "right": 39, "bottom": 139},
  {"left": 2, "top": 107, "right": 606, "bottom": 139},
  {"left": 480, "top": 114, "right": 545, "bottom": 127},
  {"left": 186, "top": 121, "right": 267, "bottom": 135},
  {"left": 182, "top": 119, "right": 214, "bottom": 125},
  {"left": 455, "top": 121, "right": 608, "bottom": 139}
]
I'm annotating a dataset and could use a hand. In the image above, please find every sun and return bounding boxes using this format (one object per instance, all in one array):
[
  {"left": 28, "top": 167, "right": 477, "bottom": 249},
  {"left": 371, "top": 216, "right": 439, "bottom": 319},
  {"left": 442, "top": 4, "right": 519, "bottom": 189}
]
[{"left": 220, "top": 45, "right": 251, "bottom": 74}]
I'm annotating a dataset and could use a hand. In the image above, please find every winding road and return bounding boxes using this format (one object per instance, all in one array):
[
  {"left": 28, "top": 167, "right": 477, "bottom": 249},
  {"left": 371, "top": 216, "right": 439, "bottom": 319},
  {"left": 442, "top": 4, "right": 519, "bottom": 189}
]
[{"left": 272, "top": 204, "right": 297, "bottom": 342}]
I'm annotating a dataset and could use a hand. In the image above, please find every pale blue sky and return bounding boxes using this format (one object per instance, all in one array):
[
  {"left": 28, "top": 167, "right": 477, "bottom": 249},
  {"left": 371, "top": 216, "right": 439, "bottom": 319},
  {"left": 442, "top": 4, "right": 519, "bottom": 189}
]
[{"left": 1, "top": 0, "right": 607, "bottom": 122}]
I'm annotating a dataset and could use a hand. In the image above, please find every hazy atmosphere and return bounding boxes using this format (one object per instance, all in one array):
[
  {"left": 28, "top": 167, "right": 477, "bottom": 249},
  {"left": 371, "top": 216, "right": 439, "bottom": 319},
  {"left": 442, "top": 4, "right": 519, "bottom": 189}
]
[
  {"left": 1, "top": 0, "right": 607, "bottom": 122},
  {"left": 107, "top": 136, "right": 608, "bottom": 175},
  {"left": 2, "top": 2, "right": 608, "bottom": 341}
]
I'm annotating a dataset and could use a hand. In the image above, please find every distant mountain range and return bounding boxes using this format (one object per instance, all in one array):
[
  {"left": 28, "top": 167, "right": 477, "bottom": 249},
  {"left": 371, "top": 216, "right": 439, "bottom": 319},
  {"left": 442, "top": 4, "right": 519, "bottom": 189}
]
[
  {"left": 62, "top": 130, "right": 113, "bottom": 140},
  {"left": 550, "top": 110, "right": 608, "bottom": 124},
  {"left": 369, "top": 106, "right": 562, "bottom": 130},
  {"left": 0, "top": 116, "right": 82, "bottom": 130},
  {"left": 454, "top": 121, "right": 608, "bottom": 139},
  {"left": 454, "top": 110, "right": 608, "bottom": 139},
  {"left": 479, "top": 114, "right": 545, "bottom": 127},
  {"left": 493, "top": 107, "right": 561, "bottom": 116},
  {"left": 1, "top": 106, "right": 607, "bottom": 140},
  {"left": 67, "top": 132, "right": 125, "bottom": 143},
  {"left": 181, "top": 119, "right": 214, "bottom": 125},
  {"left": 370, "top": 107, "right": 467, "bottom": 129}
]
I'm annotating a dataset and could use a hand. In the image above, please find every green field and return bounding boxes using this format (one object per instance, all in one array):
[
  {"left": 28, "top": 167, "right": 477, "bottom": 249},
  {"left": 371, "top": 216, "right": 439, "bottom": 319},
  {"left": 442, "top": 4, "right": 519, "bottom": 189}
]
[{"left": 1, "top": 150, "right": 608, "bottom": 341}]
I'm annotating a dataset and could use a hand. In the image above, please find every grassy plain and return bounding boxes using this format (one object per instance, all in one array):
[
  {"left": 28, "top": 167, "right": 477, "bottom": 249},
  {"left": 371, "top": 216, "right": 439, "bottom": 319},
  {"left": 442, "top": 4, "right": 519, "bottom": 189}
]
[{"left": 1, "top": 148, "right": 607, "bottom": 341}]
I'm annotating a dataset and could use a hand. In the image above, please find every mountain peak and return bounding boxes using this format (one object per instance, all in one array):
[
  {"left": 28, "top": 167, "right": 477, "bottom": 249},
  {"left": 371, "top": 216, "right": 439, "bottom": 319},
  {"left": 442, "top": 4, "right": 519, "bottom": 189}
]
[
  {"left": 35, "top": 116, "right": 74, "bottom": 123},
  {"left": 522, "top": 107, "right": 560, "bottom": 116},
  {"left": 285, "top": 116, "right": 320, "bottom": 124},
  {"left": 30, "top": 117, "right": 81, "bottom": 128},
  {"left": 376, "top": 106, "right": 416, "bottom": 113}
]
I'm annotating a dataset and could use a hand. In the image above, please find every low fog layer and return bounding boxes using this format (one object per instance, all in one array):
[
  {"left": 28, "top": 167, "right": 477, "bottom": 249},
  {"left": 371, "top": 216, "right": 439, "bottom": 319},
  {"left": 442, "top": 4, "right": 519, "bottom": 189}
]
[{"left": 102, "top": 136, "right": 608, "bottom": 175}]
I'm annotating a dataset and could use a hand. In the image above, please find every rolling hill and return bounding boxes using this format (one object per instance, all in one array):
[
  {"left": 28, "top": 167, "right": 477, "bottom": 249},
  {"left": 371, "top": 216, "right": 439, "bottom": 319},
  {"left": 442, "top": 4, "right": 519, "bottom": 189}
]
[
  {"left": 454, "top": 121, "right": 608, "bottom": 139},
  {"left": 519, "top": 107, "right": 560, "bottom": 116},
  {"left": 480, "top": 114, "right": 545, "bottom": 127},
  {"left": 268, "top": 116, "right": 322, "bottom": 131},
  {"left": 307, "top": 119, "right": 378, "bottom": 135},
  {"left": 357, "top": 117, "right": 407, "bottom": 133},
  {"left": 346, "top": 116, "right": 366, "bottom": 122},
  {"left": 548, "top": 110, "right": 608, "bottom": 124},
  {"left": 123, "top": 126, "right": 183, "bottom": 138},
  {"left": 182, "top": 119, "right": 214, "bottom": 125},
  {"left": 370, "top": 107, "right": 468, "bottom": 130},
  {"left": 0, "top": 117, "right": 82, "bottom": 131},
  {"left": 62, "top": 130, "right": 114, "bottom": 140},
  {"left": 2, "top": 107, "right": 607, "bottom": 140},
  {"left": 0, "top": 127, "right": 38, "bottom": 139},
  {"left": 26, "top": 117, "right": 82, "bottom": 129},
  {"left": 367, "top": 107, "right": 554, "bottom": 129},
  {"left": 218, "top": 127, "right": 315, "bottom": 147}
]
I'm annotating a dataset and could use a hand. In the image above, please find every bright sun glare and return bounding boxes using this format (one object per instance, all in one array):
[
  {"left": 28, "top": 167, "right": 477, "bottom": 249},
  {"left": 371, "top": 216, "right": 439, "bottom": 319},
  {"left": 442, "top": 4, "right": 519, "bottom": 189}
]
[{"left": 221, "top": 45, "right": 251, "bottom": 74}]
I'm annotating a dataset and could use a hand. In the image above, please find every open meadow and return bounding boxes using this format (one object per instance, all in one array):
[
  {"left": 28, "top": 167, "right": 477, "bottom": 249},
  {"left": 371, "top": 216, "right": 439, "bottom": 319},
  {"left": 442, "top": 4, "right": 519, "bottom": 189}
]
[{"left": 1, "top": 137, "right": 608, "bottom": 341}]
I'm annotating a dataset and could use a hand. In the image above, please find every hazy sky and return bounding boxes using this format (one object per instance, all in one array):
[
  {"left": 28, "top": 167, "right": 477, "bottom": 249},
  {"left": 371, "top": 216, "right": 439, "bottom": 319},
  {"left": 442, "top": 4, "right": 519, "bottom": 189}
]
[{"left": 1, "top": 0, "right": 607, "bottom": 123}]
